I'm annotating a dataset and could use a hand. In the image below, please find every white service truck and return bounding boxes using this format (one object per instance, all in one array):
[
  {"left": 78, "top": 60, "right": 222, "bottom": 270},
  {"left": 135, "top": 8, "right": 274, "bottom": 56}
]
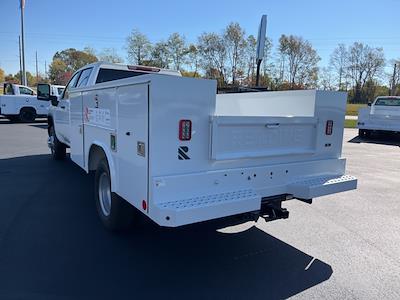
[
  {"left": 40, "top": 62, "right": 357, "bottom": 230},
  {"left": 0, "top": 83, "right": 64, "bottom": 122},
  {"left": 358, "top": 96, "right": 400, "bottom": 137}
]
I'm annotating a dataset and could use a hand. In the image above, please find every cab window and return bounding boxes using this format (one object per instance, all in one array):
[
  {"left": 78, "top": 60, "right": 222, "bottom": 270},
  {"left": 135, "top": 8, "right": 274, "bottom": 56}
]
[
  {"left": 375, "top": 98, "right": 400, "bottom": 106},
  {"left": 62, "top": 71, "right": 81, "bottom": 99},
  {"left": 76, "top": 68, "right": 93, "bottom": 88},
  {"left": 96, "top": 68, "right": 144, "bottom": 84},
  {"left": 19, "top": 87, "right": 34, "bottom": 95}
]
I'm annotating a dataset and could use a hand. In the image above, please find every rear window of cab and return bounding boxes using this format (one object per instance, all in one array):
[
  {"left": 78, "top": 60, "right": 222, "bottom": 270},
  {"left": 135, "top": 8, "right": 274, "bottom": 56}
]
[
  {"left": 95, "top": 68, "right": 145, "bottom": 84},
  {"left": 375, "top": 98, "right": 400, "bottom": 106}
]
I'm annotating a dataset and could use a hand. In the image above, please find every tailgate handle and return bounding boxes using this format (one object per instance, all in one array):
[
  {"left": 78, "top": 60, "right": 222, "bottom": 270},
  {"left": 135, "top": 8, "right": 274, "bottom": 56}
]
[{"left": 265, "top": 123, "right": 280, "bottom": 128}]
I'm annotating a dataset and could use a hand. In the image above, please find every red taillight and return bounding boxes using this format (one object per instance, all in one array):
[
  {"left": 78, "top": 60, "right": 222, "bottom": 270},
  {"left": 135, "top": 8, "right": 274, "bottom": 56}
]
[
  {"left": 179, "top": 120, "right": 192, "bottom": 141},
  {"left": 142, "top": 200, "right": 147, "bottom": 211},
  {"left": 326, "top": 120, "right": 333, "bottom": 135}
]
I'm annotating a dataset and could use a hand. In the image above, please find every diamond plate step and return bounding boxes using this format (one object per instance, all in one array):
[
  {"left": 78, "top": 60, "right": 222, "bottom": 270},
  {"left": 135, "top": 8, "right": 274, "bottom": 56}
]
[{"left": 288, "top": 175, "right": 357, "bottom": 199}]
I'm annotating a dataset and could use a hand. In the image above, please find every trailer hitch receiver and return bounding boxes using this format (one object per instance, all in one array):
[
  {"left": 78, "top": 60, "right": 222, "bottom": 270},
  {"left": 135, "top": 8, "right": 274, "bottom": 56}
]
[{"left": 259, "top": 198, "right": 289, "bottom": 222}]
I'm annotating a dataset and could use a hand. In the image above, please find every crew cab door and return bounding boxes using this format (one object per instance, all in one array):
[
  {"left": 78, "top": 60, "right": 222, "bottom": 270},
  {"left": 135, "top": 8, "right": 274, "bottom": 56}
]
[
  {"left": 55, "top": 71, "right": 81, "bottom": 145},
  {"left": 70, "top": 67, "right": 93, "bottom": 167}
]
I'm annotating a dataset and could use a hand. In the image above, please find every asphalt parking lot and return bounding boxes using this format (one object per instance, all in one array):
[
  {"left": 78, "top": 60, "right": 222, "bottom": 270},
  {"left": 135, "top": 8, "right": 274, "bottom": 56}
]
[{"left": 0, "top": 118, "right": 400, "bottom": 300}]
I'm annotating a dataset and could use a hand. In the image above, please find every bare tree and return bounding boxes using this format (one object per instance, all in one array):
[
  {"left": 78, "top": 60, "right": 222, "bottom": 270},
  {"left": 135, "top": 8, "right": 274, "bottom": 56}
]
[
  {"left": 244, "top": 35, "right": 257, "bottom": 84},
  {"left": 149, "top": 41, "right": 170, "bottom": 68},
  {"left": 126, "top": 29, "right": 152, "bottom": 65},
  {"left": 167, "top": 33, "right": 187, "bottom": 71},
  {"left": 98, "top": 48, "right": 124, "bottom": 63},
  {"left": 278, "top": 35, "right": 320, "bottom": 88},
  {"left": 319, "top": 67, "right": 335, "bottom": 90},
  {"left": 224, "top": 22, "right": 246, "bottom": 85},
  {"left": 187, "top": 44, "right": 200, "bottom": 76},
  {"left": 197, "top": 32, "right": 227, "bottom": 85},
  {"left": 347, "top": 42, "right": 385, "bottom": 102},
  {"left": 330, "top": 44, "right": 348, "bottom": 90},
  {"left": 261, "top": 37, "right": 273, "bottom": 77}
]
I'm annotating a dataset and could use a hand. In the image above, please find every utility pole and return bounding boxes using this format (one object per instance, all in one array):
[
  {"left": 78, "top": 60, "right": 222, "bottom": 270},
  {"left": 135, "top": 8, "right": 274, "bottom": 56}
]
[
  {"left": 35, "top": 51, "right": 38, "bottom": 83},
  {"left": 20, "top": 0, "right": 27, "bottom": 86},
  {"left": 391, "top": 63, "right": 397, "bottom": 96},
  {"left": 44, "top": 60, "right": 47, "bottom": 80},
  {"left": 18, "top": 35, "right": 23, "bottom": 84}
]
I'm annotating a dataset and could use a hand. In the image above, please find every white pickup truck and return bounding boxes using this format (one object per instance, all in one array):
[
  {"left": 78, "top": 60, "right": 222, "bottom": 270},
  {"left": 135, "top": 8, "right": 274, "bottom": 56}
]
[
  {"left": 0, "top": 82, "right": 64, "bottom": 122},
  {"left": 39, "top": 62, "right": 357, "bottom": 231},
  {"left": 358, "top": 96, "right": 400, "bottom": 137}
]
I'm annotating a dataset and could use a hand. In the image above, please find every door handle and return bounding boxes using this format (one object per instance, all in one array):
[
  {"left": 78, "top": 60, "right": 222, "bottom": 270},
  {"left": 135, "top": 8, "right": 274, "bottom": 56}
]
[
  {"left": 265, "top": 123, "right": 280, "bottom": 128},
  {"left": 60, "top": 105, "right": 66, "bottom": 109}
]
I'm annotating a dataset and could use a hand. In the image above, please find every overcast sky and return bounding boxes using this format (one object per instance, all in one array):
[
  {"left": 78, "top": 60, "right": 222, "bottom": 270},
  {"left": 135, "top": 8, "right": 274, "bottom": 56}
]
[{"left": 1, "top": 0, "right": 399, "bottom": 75}]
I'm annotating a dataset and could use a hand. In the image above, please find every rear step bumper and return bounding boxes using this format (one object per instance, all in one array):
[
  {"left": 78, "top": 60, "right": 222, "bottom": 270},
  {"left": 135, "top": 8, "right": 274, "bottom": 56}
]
[
  {"left": 152, "top": 174, "right": 357, "bottom": 227},
  {"left": 288, "top": 175, "right": 357, "bottom": 199}
]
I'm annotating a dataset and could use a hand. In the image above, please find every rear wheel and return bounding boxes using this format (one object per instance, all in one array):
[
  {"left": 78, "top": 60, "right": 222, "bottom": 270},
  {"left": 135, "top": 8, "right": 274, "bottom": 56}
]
[
  {"left": 48, "top": 126, "right": 66, "bottom": 160},
  {"left": 94, "top": 158, "right": 135, "bottom": 231},
  {"left": 19, "top": 108, "right": 36, "bottom": 122}
]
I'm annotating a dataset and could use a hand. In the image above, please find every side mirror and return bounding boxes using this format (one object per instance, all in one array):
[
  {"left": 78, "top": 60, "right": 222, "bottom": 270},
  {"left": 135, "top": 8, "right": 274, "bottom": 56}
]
[
  {"left": 50, "top": 95, "right": 59, "bottom": 106},
  {"left": 367, "top": 102, "right": 372, "bottom": 106},
  {"left": 37, "top": 83, "right": 51, "bottom": 101}
]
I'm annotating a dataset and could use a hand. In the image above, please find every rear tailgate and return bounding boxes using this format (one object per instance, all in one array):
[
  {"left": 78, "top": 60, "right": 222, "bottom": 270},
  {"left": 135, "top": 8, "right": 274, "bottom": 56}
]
[{"left": 211, "top": 116, "right": 317, "bottom": 160}]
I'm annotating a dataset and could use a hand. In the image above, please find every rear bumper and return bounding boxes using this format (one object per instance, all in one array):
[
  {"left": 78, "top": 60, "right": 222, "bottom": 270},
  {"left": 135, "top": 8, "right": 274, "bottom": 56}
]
[
  {"left": 358, "top": 118, "right": 400, "bottom": 132},
  {"left": 149, "top": 158, "right": 357, "bottom": 227}
]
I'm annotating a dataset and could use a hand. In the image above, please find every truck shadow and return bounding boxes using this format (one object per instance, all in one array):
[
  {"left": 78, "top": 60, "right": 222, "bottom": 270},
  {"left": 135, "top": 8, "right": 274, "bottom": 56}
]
[
  {"left": 348, "top": 133, "right": 400, "bottom": 147},
  {"left": 0, "top": 154, "right": 332, "bottom": 300}
]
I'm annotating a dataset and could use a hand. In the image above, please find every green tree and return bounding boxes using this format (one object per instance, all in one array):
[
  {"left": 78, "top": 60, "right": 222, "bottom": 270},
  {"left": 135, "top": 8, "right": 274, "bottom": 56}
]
[
  {"left": 14, "top": 71, "right": 35, "bottom": 86},
  {"left": 5, "top": 74, "right": 20, "bottom": 84},
  {"left": 48, "top": 48, "right": 97, "bottom": 85},
  {"left": 53, "top": 48, "right": 98, "bottom": 72},
  {"left": 0, "top": 67, "right": 5, "bottom": 83},
  {"left": 48, "top": 59, "right": 70, "bottom": 85}
]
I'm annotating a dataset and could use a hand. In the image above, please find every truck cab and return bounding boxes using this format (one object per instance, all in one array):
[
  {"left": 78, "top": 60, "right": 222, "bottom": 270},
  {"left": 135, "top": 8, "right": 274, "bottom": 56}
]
[
  {"left": 46, "top": 62, "right": 180, "bottom": 146},
  {"left": 3, "top": 82, "right": 36, "bottom": 96},
  {"left": 358, "top": 96, "right": 400, "bottom": 137}
]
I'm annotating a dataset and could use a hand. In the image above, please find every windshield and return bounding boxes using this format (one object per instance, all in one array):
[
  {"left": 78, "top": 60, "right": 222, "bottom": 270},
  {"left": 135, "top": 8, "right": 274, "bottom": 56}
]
[{"left": 375, "top": 98, "right": 400, "bottom": 106}]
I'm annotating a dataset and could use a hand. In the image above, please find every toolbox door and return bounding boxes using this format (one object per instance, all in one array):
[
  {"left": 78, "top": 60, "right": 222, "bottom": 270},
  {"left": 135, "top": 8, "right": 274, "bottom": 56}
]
[{"left": 116, "top": 83, "right": 149, "bottom": 210}]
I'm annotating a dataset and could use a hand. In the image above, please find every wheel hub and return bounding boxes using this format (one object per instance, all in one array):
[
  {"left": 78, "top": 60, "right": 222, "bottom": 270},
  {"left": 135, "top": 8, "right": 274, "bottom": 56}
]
[{"left": 98, "top": 172, "right": 111, "bottom": 216}]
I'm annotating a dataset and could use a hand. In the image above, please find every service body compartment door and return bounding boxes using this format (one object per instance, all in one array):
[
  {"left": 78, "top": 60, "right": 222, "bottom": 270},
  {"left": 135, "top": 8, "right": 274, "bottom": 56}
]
[
  {"left": 70, "top": 91, "right": 84, "bottom": 167},
  {"left": 211, "top": 116, "right": 318, "bottom": 160},
  {"left": 116, "top": 84, "right": 149, "bottom": 210}
]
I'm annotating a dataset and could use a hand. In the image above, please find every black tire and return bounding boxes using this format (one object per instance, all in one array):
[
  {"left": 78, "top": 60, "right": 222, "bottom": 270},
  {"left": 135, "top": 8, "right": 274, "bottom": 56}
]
[
  {"left": 48, "top": 126, "right": 66, "bottom": 160},
  {"left": 19, "top": 108, "right": 36, "bottom": 123},
  {"left": 94, "top": 158, "right": 135, "bottom": 231}
]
